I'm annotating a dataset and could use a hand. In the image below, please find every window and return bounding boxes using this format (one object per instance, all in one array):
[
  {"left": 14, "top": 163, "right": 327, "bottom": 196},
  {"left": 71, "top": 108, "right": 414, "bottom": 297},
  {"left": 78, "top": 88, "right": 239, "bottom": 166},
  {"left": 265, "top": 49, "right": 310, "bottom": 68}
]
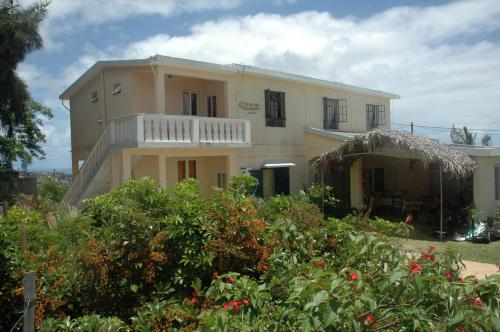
[
  {"left": 177, "top": 160, "right": 197, "bottom": 181},
  {"left": 216, "top": 173, "right": 227, "bottom": 188},
  {"left": 183, "top": 91, "right": 198, "bottom": 115},
  {"left": 207, "top": 95, "right": 217, "bottom": 117},
  {"left": 90, "top": 91, "right": 98, "bottom": 103},
  {"left": 265, "top": 89, "right": 286, "bottom": 127},
  {"left": 112, "top": 82, "right": 121, "bottom": 95},
  {"left": 323, "top": 97, "right": 347, "bottom": 129},
  {"left": 496, "top": 165, "right": 500, "bottom": 200},
  {"left": 366, "top": 104, "right": 386, "bottom": 130}
]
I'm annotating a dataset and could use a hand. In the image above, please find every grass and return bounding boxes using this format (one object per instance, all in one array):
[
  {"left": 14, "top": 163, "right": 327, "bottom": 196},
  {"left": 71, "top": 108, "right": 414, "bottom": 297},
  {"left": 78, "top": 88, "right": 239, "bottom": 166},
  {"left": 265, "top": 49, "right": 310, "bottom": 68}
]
[{"left": 391, "top": 227, "right": 500, "bottom": 265}]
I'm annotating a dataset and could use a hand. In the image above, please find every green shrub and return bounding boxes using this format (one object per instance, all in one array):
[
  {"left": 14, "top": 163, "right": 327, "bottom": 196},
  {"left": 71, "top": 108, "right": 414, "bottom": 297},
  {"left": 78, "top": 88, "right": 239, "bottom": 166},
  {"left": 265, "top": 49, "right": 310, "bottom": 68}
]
[
  {"left": 37, "top": 178, "right": 67, "bottom": 203},
  {"left": 1, "top": 177, "right": 498, "bottom": 331}
]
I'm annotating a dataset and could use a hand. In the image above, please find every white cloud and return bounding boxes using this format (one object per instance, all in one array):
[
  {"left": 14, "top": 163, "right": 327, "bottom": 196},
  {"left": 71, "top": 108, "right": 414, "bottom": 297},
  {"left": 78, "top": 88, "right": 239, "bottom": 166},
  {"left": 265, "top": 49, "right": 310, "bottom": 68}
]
[
  {"left": 114, "top": 0, "right": 500, "bottom": 132},
  {"left": 20, "top": 0, "right": 243, "bottom": 49},
  {"left": 20, "top": 0, "right": 500, "bottom": 168}
]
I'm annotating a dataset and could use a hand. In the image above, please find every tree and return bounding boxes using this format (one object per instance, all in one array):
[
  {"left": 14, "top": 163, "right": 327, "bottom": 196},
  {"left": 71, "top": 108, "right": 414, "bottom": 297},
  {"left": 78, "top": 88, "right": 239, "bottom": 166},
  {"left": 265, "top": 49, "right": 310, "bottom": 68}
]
[
  {"left": 481, "top": 133, "right": 492, "bottom": 146},
  {"left": 37, "top": 178, "right": 67, "bottom": 203},
  {"left": 450, "top": 125, "right": 476, "bottom": 145},
  {"left": 0, "top": 0, "right": 51, "bottom": 171}
]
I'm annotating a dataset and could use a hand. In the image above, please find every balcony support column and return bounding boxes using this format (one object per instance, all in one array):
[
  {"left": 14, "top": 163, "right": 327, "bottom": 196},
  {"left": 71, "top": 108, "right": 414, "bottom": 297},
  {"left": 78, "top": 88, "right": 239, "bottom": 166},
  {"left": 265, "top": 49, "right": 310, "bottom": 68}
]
[
  {"left": 121, "top": 150, "right": 131, "bottom": 182},
  {"left": 158, "top": 155, "right": 167, "bottom": 188}
]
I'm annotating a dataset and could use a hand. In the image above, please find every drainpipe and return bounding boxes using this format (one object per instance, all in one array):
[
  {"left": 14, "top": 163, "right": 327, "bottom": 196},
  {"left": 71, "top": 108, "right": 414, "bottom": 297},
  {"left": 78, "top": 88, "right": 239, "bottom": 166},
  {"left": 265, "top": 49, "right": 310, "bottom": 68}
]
[{"left": 100, "top": 71, "right": 108, "bottom": 126}]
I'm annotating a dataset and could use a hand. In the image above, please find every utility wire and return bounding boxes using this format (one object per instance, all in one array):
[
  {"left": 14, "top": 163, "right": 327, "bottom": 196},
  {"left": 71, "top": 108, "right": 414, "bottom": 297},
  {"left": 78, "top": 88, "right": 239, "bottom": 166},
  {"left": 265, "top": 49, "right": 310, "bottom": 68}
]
[
  {"left": 391, "top": 122, "right": 500, "bottom": 136},
  {"left": 9, "top": 298, "right": 31, "bottom": 332}
]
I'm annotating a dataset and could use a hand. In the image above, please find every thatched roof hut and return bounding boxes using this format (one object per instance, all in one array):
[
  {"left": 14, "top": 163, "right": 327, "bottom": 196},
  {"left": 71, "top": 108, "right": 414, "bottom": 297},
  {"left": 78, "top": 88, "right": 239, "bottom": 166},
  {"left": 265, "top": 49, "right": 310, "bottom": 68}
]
[{"left": 314, "top": 129, "right": 477, "bottom": 177}]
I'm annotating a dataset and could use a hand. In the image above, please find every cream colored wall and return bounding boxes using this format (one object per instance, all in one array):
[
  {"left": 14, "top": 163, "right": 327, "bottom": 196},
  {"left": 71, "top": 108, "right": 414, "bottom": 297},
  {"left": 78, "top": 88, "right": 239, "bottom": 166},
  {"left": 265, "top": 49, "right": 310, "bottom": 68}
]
[
  {"left": 362, "top": 155, "right": 431, "bottom": 198},
  {"left": 69, "top": 75, "right": 103, "bottom": 151},
  {"left": 131, "top": 155, "right": 160, "bottom": 181},
  {"left": 116, "top": 148, "right": 234, "bottom": 196},
  {"left": 164, "top": 75, "right": 225, "bottom": 117},
  {"left": 472, "top": 156, "right": 500, "bottom": 218},
  {"left": 133, "top": 71, "right": 155, "bottom": 114}
]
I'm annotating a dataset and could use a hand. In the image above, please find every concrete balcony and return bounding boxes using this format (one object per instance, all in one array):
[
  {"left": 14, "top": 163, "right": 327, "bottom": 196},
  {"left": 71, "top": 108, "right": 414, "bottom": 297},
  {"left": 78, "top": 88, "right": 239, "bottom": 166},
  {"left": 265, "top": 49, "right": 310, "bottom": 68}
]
[{"left": 111, "top": 113, "right": 251, "bottom": 148}]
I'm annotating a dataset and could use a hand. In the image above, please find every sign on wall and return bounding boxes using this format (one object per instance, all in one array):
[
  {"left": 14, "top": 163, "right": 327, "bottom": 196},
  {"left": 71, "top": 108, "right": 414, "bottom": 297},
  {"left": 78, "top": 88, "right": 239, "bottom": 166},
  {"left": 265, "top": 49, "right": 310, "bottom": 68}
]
[{"left": 238, "top": 101, "right": 261, "bottom": 113}]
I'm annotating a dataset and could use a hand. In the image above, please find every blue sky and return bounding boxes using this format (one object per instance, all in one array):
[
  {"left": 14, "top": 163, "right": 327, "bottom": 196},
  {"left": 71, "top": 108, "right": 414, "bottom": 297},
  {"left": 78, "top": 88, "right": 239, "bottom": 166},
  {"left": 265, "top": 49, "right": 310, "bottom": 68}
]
[{"left": 17, "top": 0, "right": 500, "bottom": 170}]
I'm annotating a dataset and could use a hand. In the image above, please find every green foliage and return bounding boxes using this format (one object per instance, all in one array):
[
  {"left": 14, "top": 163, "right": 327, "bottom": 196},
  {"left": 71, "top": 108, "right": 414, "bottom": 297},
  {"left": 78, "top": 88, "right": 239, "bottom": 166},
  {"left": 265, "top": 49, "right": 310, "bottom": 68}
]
[
  {"left": 481, "top": 133, "right": 492, "bottom": 146},
  {"left": 37, "top": 178, "right": 67, "bottom": 203},
  {"left": 0, "top": 1, "right": 52, "bottom": 170},
  {"left": 229, "top": 174, "right": 259, "bottom": 195},
  {"left": 304, "top": 183, "right": 339, "bottom": 215},
  {"left": 40, "top": 315, "right": 128, "bottom": 332},
  {"left": 0, "top": 177, "right": 498, "bottom": 331}
]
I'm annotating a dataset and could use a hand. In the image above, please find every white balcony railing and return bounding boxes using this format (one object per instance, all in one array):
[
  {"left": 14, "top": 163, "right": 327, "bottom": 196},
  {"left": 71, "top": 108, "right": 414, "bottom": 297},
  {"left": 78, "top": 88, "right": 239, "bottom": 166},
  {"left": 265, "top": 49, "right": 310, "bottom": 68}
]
[
  {"left": 112, "top": 114, "right": 251, "bottom": 146},
  {"left": 63, "top": 114, "right": 251, "bottom": 205}
]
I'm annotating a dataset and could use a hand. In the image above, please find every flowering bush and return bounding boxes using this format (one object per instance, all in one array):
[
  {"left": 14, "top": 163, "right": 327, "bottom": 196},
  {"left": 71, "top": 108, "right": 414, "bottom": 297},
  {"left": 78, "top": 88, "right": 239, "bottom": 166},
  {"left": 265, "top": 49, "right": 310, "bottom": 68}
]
[{"left": 1, "top": 176, "right": 499, "bottom": 331}]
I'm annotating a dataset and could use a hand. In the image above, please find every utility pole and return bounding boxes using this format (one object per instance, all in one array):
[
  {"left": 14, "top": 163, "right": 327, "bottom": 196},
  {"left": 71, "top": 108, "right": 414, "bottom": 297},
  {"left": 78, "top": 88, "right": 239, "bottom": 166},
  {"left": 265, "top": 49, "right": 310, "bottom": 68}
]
[{"left": 411, "top": 122, "right": 414, "bottom": 133}]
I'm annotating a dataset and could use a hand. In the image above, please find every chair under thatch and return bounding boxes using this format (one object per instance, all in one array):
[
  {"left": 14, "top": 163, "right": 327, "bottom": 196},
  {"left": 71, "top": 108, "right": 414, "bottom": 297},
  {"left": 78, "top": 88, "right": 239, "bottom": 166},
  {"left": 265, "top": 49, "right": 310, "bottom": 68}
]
[{"left": 314, "top": 129, "right": 477, "bottom": 178}]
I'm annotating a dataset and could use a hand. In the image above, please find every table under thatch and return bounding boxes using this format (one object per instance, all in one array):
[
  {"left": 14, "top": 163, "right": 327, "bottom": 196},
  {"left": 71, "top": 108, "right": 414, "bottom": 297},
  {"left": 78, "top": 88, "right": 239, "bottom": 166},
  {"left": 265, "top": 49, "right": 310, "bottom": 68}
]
[{"left": 313, "top": 129, "right": 477, "bottom": 177}]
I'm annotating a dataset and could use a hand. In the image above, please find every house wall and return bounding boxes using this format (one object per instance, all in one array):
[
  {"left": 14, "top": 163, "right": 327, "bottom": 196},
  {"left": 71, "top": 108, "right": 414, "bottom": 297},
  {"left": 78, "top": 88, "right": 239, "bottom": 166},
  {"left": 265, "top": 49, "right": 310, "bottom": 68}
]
[
  {"left": 362, "top": 155, "right": 431, "bottom": 199},
  {"left": 472, "top": 156, "right": 500, "bottom": 218},
  {"left": 67, "top": 62, "right": 393, "bottom": 196}
]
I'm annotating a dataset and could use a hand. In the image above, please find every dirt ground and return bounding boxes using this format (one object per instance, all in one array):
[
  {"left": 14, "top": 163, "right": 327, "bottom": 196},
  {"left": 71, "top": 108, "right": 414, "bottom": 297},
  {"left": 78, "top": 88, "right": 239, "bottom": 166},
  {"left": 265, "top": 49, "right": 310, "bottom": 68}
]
[{"left": 462, "top": 260, "right": 500, "bottom": 279}]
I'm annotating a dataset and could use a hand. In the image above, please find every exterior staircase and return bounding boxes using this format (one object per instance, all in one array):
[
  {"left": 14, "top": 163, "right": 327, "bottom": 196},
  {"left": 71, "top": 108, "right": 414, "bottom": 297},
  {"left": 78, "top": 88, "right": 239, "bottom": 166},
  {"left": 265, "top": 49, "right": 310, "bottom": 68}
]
[{"left": 63, "top": 114, "right": 251, "bottom": 206}]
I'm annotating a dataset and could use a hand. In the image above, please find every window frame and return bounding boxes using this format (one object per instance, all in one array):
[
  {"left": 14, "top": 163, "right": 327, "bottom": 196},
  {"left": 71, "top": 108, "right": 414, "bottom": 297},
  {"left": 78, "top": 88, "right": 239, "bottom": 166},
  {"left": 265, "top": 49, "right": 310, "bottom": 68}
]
[
  {"left": 366, "top": 104, "right": 386, "bottom": 130},
  {"left": 177, "top": 159, "right": 198, "bottom": 182},
  {"left": 265, "top": 89, "right": 286, "bottom": 127},
  {"left": 182, "top": 91, "right": 198, "bottom": 116},
  {"left": 323, "top": 97, "right": 347, "bottom": 129},
  {"left": 207, "top": 95, "right": 217, "bottom": 117}
]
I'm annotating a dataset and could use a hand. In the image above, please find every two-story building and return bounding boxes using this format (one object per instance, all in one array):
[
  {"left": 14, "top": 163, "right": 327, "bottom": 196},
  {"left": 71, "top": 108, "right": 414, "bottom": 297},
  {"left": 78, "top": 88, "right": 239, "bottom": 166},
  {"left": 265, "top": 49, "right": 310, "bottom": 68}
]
[{"left": 61, "top": 55, "right": 500, "bottom": 219}]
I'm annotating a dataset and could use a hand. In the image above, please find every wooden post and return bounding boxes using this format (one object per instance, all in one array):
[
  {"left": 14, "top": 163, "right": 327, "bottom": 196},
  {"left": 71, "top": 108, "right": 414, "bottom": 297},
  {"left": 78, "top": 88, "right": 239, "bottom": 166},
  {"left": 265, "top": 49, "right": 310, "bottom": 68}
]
[
  {"left": 440, "top": 166, "right": 443, "bottom": 241},
  {"left": 23, "top": 271, "right": 35, "bottom": 332},
  {"left": 2, "top": 200, "right": 7, "bottom": 217}
]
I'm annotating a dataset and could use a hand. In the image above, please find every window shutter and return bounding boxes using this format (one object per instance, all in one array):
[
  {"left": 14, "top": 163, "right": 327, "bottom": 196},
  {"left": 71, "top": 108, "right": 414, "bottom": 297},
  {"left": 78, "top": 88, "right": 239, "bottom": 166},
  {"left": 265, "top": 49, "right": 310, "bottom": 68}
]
[
  {"left": 213, "top": 95, "right": 217, "bottom": 117},
  {"left": 265, "top": 89, "right": 271, "bottom": 120},
  {"left": 280, "top": 92, "right": 286, "bottom": 127},
  {"left": 323, "top": 97, "right": 328, "bottom": 128}
]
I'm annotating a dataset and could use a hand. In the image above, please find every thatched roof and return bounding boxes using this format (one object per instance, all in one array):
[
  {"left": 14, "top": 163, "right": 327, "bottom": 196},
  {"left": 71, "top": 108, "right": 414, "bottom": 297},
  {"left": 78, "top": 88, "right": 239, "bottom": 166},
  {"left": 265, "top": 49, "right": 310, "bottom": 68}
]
[{"left": 314, "top": 129, "right": 477, "bottom": 177}]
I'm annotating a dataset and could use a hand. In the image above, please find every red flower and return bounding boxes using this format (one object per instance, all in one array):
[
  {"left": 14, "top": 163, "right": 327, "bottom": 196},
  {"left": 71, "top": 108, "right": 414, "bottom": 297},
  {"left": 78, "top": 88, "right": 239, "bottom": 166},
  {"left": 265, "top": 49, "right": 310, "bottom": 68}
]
[
  {"left": 232, "top": 300, "right": 240, "bottom": 310},
  {"left": 226, "top": 277, "right": 236, "bottom": 283},
  {"left": 223, "top": 302, "right": 230, "bottom": 309},
  {"left": 420, "top": 253, "right": 435, "bottom": 263},
  {"left": 262, "top": 264, "right": 269, "bottom": 270},
  {"left": 405, "top": 214, "right": 413, "bottom": 223},
  {"left": 190, "top": 296, "right": 197, "bottom": 304},
  {"left": 444, "top": 271, "right": 453, "bottom": 280},
  {"left": 364, "top": 315, "right": 375, "bottom": 326},
  {"left": 212, "top": 272, "right": 219, "bottom": 279},
  {"left": 457, "top": 326, "right": 465, "bottom": 332},
  {"left": 473, "top": 297, "right": 483, "bottom": 308},
  {"left": 410, "top": 262, "right": 422, "bottom": 273},
  {"left": 242, "top": 299, "right": 250, "bottom": 306},
  {"left": 350, "top": 273, "right": 358, "bottom": 280},
  {"left": 314, "top": 261, "right": 326, "bottom": 269},
  {"left": 457, "top": 277, "right": 464, "bottom": 283}
]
